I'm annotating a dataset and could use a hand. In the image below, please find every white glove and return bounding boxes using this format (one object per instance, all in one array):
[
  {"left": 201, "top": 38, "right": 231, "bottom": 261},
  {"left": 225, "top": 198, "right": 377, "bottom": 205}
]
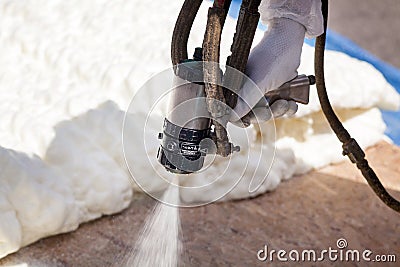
[{"left": 229, "top": 0, "right": 324, "bottom": 125}]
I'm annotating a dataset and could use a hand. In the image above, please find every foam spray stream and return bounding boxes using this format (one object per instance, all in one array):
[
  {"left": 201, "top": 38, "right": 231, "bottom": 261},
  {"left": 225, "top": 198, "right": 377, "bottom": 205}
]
[{"left": 125, "top": 177, "right": 182, "bottom": 267}]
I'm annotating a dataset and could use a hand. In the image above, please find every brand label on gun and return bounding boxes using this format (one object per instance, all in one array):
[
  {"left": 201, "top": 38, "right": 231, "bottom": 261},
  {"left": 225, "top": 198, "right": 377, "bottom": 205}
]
[{"left": 180, "top": 142, "right": 199, "bottom": 156}]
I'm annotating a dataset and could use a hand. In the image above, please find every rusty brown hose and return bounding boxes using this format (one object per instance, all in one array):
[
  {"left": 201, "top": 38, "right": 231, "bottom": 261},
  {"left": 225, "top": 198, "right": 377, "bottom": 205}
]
[
  {"left": 202, "top": 0, "right": 262, "bottom": 156},
  {"left": 224, "top": 0, "right": 262, "bottom": 108},
  {"left": 202, "top": 2, "right": 232, "bottom": 156},
  {"left": 315, "top": 0, "right": 400, "bottom": 212}
]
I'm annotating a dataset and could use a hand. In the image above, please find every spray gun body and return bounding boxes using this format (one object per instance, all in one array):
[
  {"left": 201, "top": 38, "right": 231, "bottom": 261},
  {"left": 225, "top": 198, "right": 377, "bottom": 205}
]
[
  {"left": 158, "top": 0, "right": 313, "bottom": 174},
  {"left": 158, "top": 48, "right": 313, "bottom": 174},
  {"left": 157, "top": 50, "right": 213, "bottom": 174}
]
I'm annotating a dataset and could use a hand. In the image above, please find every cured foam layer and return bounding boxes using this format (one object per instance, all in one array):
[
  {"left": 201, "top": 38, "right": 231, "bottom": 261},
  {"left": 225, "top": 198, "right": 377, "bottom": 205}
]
[{"left": 0, "top": 0, "right": 399, "bottom": 259}]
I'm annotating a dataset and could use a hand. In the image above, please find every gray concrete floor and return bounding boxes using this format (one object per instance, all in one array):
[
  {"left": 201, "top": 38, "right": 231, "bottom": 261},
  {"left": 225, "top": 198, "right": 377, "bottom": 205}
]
[{"left": 329, "top": 0, "right": 400, "bottom": 68}]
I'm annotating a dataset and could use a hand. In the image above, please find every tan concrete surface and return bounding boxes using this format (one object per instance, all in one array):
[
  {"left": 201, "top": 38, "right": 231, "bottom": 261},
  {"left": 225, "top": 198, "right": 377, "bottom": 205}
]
[
  {"left": 329, "top": 0, "right": 400, "bottom": 68},
  {"left": 1, "top": 141, "right": 399, "bottom": 266}
]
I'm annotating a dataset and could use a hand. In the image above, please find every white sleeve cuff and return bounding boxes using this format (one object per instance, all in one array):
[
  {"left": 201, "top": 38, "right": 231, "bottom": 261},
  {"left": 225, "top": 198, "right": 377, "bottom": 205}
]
[{"left": 259, "top": 0, "right": 324, "bottom": 38}]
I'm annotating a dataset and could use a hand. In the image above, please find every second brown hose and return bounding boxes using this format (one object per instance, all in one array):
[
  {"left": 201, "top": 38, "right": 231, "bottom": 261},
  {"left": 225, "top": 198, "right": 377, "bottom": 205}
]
[{"left": 315, "top": 0, "right": 400, "bottom": 212}]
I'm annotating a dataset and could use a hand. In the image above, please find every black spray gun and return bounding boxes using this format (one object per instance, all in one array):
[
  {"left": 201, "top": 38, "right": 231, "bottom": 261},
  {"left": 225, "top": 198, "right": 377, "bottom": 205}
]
[
  {"left": 157, "top": 53, "right": 314, "bottom": 174},
  {"left": 158, "top": 0, "right": 314, "bottom": 174},
  {"left": 157, "top": 0, "right": 400, "bottom": 213}
]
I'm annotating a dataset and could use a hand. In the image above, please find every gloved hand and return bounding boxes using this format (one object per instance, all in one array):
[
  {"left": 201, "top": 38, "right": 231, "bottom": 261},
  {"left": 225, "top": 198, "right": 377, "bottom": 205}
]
[
  {"left": 230, "top": 17, "right": 305, "bottom": 125},
  {"left": 229, "top": 0, "right": 324, "bottom": 125}
]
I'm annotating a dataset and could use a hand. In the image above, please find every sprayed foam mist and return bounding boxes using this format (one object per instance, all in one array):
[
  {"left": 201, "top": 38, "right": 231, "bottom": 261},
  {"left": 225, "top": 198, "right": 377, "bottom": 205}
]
[{"left": 125, "top": 179, "right": 181, "bottom": 267}]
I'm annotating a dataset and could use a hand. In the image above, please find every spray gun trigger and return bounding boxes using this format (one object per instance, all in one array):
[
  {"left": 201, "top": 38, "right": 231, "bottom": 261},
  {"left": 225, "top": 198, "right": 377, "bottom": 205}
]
[{"left": 264, "top": 74, "right": 313, "bottom": 105}]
